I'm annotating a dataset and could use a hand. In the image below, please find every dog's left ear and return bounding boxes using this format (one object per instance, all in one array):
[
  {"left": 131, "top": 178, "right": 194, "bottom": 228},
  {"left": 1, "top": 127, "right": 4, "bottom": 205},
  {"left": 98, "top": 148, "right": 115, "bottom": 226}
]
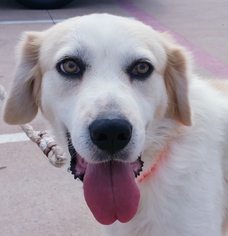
[
  {"left": 162, "top": 33, "right": 192, "bottom": 126},
  {"left": 3, "top": 31, "right": 43, "bottom": 125}
]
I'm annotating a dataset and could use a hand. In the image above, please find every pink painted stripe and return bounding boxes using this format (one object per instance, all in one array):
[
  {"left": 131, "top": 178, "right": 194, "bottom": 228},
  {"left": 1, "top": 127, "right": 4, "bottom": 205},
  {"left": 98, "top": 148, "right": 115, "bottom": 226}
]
[{"left": 117, "top": 0, "right": 228, "bottom": 78}]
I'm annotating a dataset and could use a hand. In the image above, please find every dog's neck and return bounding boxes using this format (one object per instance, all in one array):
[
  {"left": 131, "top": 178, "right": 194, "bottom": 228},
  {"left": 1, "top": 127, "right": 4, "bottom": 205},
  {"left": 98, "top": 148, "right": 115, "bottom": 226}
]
[
  {"left": 137, "top": 142, "right": 171, "bottom": 183},
  {"left": 136, "top": 120, "right": 182, "bottom": 183}
]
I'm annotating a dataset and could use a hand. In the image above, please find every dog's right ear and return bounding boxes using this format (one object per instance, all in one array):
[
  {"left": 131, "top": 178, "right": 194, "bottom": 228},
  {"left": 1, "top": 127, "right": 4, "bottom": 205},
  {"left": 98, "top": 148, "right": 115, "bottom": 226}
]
[{"left": 3, "top": 31, "right": 43, "bottom": 125}]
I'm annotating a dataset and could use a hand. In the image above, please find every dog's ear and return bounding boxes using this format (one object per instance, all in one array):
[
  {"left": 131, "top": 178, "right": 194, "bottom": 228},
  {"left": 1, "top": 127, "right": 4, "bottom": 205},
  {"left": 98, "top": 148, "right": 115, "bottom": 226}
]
[
  {"left": 162, "top": 33, "right": 192, "bottom": 126},
  {"left": 3, "top": 31, "right": 43, "bottom": 125}
]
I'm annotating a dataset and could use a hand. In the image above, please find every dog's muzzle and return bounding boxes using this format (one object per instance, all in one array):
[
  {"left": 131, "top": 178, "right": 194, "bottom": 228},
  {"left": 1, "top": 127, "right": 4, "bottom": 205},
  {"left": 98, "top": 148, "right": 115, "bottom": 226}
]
[
  {"left": 67, "top": 118, "right": 143, "bottom": 181},
  {"left": 67, "top": 118, "right": 144, "bottom": 225}
]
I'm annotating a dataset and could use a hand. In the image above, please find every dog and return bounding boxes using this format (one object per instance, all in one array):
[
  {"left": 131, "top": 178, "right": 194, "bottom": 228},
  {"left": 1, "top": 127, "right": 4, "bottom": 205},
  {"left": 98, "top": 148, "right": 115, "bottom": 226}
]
[{"left": 3, "top": 13, "right": 228, "bottom": 236}]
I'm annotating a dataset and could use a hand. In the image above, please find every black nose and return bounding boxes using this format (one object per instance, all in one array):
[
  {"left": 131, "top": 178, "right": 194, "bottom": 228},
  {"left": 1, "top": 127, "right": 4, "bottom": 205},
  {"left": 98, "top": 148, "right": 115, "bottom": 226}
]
[{"left": 89, "top": 119, "right": 132, "bottom": 154}]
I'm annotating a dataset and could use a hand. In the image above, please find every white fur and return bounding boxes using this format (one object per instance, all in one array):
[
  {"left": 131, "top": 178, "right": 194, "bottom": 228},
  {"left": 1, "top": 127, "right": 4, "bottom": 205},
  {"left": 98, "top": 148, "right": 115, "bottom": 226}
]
[
  {"left": 107, "top": 78, "right": 228, "bottom": 236},
  {"left": 3, "top": 14, "right": 228, "bottom": 236}
]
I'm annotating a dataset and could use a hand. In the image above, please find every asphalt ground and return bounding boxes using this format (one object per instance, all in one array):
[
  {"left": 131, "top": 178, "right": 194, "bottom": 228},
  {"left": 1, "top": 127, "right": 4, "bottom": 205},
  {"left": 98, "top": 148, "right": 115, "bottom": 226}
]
[{"left": 0, "top": 0, "right": 228, "bottom": 235}]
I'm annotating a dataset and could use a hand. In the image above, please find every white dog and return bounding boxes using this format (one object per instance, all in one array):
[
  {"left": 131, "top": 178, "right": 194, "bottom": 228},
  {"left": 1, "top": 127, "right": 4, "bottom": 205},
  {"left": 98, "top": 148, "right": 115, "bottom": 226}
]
[{"left": 3, "top": 14, "right": 228, "bottom": 236}]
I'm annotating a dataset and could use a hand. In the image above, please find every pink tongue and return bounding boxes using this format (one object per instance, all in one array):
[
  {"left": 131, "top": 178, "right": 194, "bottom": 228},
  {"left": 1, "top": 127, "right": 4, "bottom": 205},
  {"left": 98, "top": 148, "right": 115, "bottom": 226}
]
[{"left": 83, "top": 161, "right": 140, "bottom": 225}]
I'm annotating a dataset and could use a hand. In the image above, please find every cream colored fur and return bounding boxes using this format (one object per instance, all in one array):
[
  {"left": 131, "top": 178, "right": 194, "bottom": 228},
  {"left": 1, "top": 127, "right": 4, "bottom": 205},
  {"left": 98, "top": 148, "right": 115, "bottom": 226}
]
[{"left": 3, "top": 14, "right": 228, "bottom": 236}]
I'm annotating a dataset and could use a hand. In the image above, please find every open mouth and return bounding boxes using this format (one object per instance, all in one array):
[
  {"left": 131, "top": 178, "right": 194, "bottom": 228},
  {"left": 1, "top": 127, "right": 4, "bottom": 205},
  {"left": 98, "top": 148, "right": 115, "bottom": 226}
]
[
  {"left": 67, "top": 132, "right": 144, "bottom": 225},
  {"left": 69, "top": 152, "right": 144, "bottom": 182}
]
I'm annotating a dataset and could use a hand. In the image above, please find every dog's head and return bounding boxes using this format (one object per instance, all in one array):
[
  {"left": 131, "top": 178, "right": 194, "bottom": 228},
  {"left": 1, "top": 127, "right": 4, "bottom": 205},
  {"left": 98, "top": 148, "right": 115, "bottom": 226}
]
[{"left": 3, "top": 14, "right": 192, "bottom": 225}]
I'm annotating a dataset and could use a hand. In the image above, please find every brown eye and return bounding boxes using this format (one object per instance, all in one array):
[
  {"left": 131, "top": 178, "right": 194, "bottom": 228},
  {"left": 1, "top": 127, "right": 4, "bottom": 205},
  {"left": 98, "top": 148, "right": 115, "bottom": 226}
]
[
  {"left": 132, "top": 62, "right": 150, "bottom": 75},
  {"left": 128, "top": 60, "right": 153, "bottom": 80},
  {"left": 57, "top": 58, "right": 86, "bottom": 78},
  {"left": 60, "top": 60, "right": 80, "bottom": 74}
]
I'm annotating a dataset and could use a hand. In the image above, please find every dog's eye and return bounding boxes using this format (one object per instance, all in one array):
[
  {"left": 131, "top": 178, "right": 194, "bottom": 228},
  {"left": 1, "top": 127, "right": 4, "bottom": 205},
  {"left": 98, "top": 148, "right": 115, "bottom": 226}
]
[
  {"left": 60, "top": 60, "right": 80, "bottom": 74},
  {"left": 57, "top": 58, "right": 86, "bottom": 78},
  {"left": 133, "top": 63, "right": 150, "bottom": 75},
  {"left": 128, "top": 61, "right": 154, "bottom": 80}
]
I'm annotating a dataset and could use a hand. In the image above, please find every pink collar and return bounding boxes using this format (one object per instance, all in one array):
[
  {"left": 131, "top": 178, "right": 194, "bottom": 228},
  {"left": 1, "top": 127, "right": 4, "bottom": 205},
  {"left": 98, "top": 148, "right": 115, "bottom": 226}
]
[{"left": 137, "top": 143, "right": 171, "bottom": 183}]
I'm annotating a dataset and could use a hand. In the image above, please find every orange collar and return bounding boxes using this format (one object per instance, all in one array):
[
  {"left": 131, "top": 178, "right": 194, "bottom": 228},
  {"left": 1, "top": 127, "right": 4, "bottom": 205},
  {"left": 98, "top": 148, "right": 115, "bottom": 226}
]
[{"left": 137, "top": 143, "right": 171, "bottom": 183}]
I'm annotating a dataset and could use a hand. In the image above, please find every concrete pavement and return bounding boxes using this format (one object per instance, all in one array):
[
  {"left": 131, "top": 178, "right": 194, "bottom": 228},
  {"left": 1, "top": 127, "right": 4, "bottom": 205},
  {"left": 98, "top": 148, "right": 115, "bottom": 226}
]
[{"left": 0, "top": 0, "right": 228, "bottom": 235}]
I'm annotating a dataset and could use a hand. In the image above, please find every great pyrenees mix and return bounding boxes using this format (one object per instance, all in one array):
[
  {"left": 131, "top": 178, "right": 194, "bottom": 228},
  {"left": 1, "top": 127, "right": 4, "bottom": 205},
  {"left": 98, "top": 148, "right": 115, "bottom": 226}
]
[{"left": 3, "top": 13, "right": 228, "bottom": 236}]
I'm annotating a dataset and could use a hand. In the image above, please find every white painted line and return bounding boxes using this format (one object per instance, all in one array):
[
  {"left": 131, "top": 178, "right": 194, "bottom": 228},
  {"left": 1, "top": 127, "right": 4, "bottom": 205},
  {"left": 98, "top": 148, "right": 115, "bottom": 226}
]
[
  {"left": 0, "top": 19, "right": 64, "bottom": 25},
  {"left": 0, "top": 17, "right": 135, "bottom": 25},
  {"left": 0, "top": 132, "right": 30, "bottom": 144}
]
